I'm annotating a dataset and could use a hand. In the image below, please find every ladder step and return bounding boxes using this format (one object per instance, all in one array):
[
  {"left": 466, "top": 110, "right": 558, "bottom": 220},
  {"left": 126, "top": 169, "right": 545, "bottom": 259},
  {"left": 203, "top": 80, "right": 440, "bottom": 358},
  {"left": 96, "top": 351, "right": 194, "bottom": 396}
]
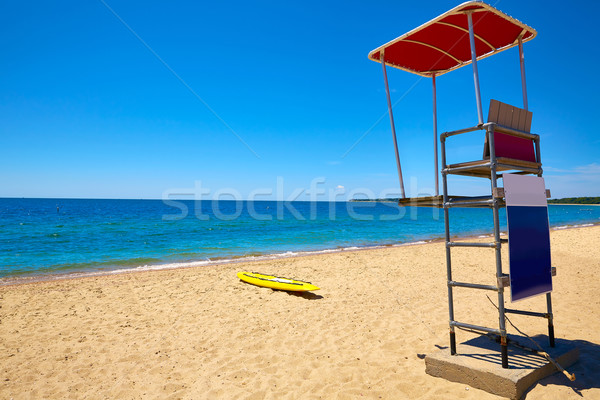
[
  {"left": 450, "top": 321, "right": 502, "bottom": 335},
  {"left": 504, "top": 308, "right": 549, "bottom": 318},
  {"left": 449, "top": 281, "right": 498, "bottom": 291},
  {"left": 444, "top": 199, "right": 495, "bottom": 208},
  {"left": 447, "top": 241, "right": 498, "bottom": 248}
]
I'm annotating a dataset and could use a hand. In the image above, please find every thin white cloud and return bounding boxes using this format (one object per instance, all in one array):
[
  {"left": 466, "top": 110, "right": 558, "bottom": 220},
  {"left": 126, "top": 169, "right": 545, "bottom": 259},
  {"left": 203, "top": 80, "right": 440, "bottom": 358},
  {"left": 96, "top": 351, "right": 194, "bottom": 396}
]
[
  {"left": 544, "top": 163, "right": 600, "bottom": 176},
  {"left": 543, "top": 163, "right": 600, "bottom": 197},
  {"left": 574, "top": 163, "right": 600, "bottom": 174}
]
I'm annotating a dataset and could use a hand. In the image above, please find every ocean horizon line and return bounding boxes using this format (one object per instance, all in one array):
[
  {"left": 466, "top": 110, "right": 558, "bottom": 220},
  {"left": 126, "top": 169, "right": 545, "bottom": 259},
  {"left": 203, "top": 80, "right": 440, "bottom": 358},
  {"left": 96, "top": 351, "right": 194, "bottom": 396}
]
[
  {"left": 3, "top": 196, "right": 599, "bottom": 204},
  {"left": 1, "top": 197, "right": 376, "bottom": 202}
]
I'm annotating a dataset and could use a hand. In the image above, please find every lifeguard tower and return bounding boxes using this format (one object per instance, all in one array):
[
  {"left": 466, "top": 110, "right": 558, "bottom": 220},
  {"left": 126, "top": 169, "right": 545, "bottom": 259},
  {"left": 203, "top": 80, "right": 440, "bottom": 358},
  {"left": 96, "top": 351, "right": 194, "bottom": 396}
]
[{"left": 368, "top": 2, "right": 578, "bottom": 397}]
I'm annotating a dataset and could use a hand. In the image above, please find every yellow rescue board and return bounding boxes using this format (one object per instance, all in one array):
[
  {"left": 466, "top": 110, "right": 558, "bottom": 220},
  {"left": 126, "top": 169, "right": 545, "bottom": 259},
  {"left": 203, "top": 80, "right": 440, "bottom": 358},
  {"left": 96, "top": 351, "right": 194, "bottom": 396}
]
[{"left": 237, "top": 271, "right": 320, "bottom": 292}]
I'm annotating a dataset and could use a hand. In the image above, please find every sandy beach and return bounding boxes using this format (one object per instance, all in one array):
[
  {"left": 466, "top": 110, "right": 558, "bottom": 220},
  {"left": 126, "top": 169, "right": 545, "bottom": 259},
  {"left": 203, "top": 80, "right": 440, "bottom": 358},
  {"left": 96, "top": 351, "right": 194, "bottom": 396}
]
[{"left": 1, "top": 225, "right": 599, "bottom": 399}]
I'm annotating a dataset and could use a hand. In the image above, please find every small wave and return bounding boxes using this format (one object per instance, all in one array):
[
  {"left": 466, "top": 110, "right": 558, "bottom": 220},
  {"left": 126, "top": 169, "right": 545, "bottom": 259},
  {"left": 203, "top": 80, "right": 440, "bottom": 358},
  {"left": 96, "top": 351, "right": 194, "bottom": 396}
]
[
  {"left": 553, "top": 223, "right": 596, "bottom": 230},
  {"left": 393, "top": 240, "right": 428, "bottom": 247},
  {"left": 0, "top": 242, "right": 412, "bottom": 285}
]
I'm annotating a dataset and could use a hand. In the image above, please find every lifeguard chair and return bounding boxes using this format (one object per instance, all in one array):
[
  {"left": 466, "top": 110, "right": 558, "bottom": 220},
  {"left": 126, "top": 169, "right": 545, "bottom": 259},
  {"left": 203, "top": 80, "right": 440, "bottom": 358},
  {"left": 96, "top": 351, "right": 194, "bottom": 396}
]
[{"left": 368, "top": 1, "right": 561, "bottom": 373}]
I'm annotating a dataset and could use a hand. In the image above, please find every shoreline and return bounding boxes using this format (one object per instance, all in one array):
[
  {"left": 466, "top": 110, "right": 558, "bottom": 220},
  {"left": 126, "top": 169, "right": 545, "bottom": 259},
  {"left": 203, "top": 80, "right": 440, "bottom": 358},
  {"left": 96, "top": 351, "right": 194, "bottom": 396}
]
[
  {"left": 0, "top": 239, "right": 437, "bottom": 288},
  {"left": 1, "top": 221, "right": 597, "bottom": 288}
]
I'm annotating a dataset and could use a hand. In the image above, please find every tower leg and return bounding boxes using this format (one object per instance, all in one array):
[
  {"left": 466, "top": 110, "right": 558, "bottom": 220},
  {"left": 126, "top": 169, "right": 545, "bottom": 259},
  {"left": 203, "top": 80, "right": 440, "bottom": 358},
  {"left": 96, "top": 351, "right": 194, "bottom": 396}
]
[
  {"left": 501, "top": 335, "right": 508, "bottom": 369},
  {"left": 450, "top": 329, "right": 456, "bottom": 355},
  {"left": 547, "top": 292, "right": 555, "bottom": 347}
]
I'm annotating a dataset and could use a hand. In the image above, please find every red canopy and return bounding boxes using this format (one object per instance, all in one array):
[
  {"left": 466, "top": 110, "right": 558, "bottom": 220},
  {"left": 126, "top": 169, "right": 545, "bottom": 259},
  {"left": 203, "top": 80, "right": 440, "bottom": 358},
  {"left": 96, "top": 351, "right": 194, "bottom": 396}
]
[{"left": 368, "top": 1, "right": 536, "bottom": 77}]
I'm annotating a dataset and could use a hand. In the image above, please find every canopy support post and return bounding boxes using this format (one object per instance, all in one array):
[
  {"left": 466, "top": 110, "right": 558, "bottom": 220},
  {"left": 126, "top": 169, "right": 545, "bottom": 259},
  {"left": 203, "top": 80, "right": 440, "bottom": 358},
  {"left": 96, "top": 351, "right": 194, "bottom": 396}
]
[
  {"left": 381, "top": 52, "right": 406, "bottom": 198},
  {"left": 518, "top": 36, "right": 529, "bottom": 111},
  {"left": 432, "top": 74, "right": 439, "bottom": 197},
  {"left": 467, "top": 12, "right": 484, "bottom": 125}
]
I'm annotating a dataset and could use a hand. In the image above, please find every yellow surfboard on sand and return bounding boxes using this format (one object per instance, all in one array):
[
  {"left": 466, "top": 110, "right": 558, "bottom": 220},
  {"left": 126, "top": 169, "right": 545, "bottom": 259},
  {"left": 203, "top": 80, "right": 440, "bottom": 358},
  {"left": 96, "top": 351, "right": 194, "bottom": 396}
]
[{"left": 237, "top": 271, "right": 320, "bottom": 292}]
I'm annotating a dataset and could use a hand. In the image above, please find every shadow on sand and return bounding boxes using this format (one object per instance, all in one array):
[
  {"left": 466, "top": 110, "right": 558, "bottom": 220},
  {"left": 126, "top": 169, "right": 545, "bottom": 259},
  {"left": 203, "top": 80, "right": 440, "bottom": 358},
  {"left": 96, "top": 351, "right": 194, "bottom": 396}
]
[
  {"left": 522, "top": 338, "right": 600, "bottom": 398},
  {"left": 284, "top": 290, "right": 323, "bottom": 300}
]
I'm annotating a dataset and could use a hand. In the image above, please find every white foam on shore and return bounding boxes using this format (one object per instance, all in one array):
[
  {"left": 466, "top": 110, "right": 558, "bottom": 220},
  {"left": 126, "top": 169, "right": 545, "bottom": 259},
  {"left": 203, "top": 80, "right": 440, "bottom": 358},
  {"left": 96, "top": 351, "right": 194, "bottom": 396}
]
[
  {"left": 0, "top": 242, "right": 424, "bottom": 286},
  {"left": 393, "top": 240, "right": 428, "bottom": 246},
  {"left": 553, "top": 223, "right": 594, "bottom": 230}
]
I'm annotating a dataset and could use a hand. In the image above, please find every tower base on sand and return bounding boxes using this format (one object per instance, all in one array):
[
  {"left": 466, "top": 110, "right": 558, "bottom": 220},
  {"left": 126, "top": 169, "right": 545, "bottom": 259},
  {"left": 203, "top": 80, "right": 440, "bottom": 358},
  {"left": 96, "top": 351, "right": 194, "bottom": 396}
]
[{"left": 425, "top": 334, "right": 578, "bottom": 399}]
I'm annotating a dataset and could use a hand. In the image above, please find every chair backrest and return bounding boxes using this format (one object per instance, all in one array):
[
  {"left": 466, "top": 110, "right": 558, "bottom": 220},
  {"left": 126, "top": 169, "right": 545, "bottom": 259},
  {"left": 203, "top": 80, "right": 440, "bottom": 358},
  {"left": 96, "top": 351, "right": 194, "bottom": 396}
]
[{"left": 483, "top": 99, "right": 536, "bottom": 162}]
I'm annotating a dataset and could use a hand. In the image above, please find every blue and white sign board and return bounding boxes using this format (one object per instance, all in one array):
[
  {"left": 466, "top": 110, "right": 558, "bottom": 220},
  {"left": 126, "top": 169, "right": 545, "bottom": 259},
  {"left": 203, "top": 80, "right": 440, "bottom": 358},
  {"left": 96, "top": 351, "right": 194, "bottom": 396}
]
[{"left": 504, "top": 174, "right": 552, "bottom": 302}]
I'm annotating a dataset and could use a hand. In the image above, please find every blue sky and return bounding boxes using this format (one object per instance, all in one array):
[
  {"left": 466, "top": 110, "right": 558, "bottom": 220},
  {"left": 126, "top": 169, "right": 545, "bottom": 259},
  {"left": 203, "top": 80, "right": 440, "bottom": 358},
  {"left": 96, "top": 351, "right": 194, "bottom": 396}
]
[{"left": 1, "top": 0, "right": 598, "bottom": 200}]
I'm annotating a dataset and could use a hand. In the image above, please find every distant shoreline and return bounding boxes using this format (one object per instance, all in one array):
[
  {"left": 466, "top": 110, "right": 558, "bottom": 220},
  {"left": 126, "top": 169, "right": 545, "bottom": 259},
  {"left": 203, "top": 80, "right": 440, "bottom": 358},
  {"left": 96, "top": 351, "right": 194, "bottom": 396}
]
[
  {"left": 351, "top": 197, "right": 600, "bottom": 205},
  {"left": 351, "top": 200, "right": 600, "bottom": 205},
  {"left": 549, "top": 203, "right": 600, "bottom": 206}
]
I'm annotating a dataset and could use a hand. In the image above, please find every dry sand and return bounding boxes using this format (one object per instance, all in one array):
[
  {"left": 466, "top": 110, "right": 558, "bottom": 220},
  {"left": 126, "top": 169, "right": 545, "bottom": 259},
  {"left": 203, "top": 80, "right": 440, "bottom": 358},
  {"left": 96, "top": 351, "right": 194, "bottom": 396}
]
[{"left": 1, "top": 226, "right": 599, "bottom": 399}]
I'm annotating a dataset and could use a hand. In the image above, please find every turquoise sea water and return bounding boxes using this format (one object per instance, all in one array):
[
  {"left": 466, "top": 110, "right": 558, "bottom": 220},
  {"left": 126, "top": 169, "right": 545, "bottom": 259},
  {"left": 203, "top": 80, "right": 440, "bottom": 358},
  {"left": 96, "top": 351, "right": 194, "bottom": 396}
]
[{"left": 1, "top": 198, "right": 598, "bottom": 282}]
